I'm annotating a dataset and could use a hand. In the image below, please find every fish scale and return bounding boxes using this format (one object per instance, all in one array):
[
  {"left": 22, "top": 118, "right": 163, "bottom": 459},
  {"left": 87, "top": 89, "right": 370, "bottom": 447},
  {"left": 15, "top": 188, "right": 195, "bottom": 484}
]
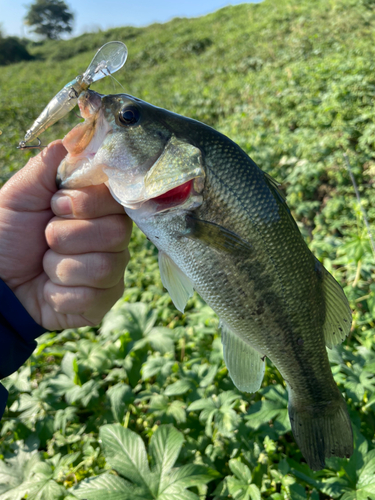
[{"left": 57, "top": 90, "right": 353, "bottom": 470}]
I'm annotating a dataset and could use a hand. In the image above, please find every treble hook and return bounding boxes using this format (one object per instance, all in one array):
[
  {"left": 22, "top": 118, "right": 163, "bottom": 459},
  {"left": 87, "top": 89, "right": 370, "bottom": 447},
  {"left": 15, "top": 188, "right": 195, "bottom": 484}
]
[{"left": 17, "top": 137, "right": 44, "bottom": 150}]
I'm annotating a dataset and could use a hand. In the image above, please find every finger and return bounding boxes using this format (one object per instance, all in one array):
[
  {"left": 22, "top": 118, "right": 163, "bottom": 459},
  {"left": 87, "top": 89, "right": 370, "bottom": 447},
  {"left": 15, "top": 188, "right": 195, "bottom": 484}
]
[
  {"left": 43, "top": 249, "right": 130, "bottom": 288},
  {"left": 0, "top": 141, "right": 67, "bottom": 212},
  {"left": 46, "top": 214, "right": 132, "bottom": 254},
  {"left": 51, "top": 184, "right": 125, "bottom": 219},
  {"left": 43, "top": 279, "right": 124, "bottom": 324}
]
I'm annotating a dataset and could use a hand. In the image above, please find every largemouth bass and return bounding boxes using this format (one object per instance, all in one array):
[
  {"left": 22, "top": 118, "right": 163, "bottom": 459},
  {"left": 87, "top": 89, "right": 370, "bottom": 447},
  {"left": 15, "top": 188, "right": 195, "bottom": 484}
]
[{"left": 57, "top": 89, "right": 353, "bottom": 470}]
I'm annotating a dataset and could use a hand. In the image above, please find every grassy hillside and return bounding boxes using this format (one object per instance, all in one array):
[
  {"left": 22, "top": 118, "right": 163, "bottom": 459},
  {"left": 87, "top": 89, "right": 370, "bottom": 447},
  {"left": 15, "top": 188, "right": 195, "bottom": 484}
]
[{"left": 1, "top": 0, "right": 375, "bottom": 498}]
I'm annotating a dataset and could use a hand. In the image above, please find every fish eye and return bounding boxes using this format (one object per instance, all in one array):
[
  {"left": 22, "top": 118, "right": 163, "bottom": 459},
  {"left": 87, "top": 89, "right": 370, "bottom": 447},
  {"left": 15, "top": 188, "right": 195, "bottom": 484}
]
[{"left": 118, "top": 106, "right": 140, "bottom": 126}]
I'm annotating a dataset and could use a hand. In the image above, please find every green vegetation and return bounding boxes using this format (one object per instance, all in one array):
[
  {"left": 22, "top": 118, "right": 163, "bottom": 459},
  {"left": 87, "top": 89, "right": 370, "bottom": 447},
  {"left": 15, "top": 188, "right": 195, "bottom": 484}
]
[
  {"left": 1, "top": 0, "right": 375, "bottom": 497},
  {"left": 0, "top": 32, "right": 32, "bottom": 66}
]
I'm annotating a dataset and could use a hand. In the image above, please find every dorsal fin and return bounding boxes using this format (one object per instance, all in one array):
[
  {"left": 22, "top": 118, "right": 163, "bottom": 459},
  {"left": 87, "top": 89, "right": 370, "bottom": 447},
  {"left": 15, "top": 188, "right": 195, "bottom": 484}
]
[
  {"left": 263, "top": 172, "right": 287, "bottom": 203},
  {"left": 315, "top": 259, "right": 352, "bottom": 348}
]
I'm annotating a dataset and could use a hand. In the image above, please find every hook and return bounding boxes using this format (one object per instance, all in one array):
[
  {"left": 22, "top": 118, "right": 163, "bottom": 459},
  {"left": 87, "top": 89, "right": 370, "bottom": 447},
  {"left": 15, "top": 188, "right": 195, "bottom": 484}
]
[{"left": 17, "top": 137, "right": 44, "bottom": 150}]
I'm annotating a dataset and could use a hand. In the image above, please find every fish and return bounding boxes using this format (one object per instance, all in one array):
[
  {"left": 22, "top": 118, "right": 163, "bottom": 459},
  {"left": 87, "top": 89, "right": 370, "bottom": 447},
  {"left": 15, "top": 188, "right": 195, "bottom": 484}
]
[{"left": 57, "top": 89, "right": 353, "bottom": 470}]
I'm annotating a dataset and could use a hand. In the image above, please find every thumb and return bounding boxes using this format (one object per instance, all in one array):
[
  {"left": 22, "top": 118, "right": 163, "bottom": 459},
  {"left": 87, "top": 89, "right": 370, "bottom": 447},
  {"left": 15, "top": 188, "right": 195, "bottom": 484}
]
[{"left": 0, "top": 141, "right": 67, "bottom": 212}]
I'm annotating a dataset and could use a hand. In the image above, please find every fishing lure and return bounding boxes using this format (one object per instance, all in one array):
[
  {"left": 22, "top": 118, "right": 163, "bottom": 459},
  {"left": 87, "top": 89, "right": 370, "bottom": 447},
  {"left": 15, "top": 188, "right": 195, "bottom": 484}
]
[{"left": 17, "top": 41, "right": 127, "bottom": 149}]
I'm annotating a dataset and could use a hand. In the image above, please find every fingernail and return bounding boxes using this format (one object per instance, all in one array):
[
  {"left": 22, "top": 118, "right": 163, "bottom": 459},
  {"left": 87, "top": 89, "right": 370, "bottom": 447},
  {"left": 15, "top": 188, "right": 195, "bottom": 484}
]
[{"left": 52, "top": 194, "right": 72, "bottom": 216}]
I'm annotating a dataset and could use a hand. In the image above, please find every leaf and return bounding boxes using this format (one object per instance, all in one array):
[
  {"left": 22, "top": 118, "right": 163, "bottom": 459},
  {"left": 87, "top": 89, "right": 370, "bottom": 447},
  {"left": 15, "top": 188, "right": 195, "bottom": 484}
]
[
  {"left": 0, "top": 439, "right": 41, "bottom": 496},
  {"left": 188, "top": 399, "right": 216, "bottom": 412},
  {"left": 99, "top": 424, "right": 151, "bottom": 490},
  {"left": 107, "top": 383, "right": 133, "bottom": 423},
  {"left": 198, "top": 364, "right": 218, "bottom": 388},
  {"left": 166, "top": 464, "right": 219, "bottom": 489},
  {"left": 134, "top": 327, "right": 176, "bottom": 355},
  {"left": 98, "top": 424, "right": 216, "bottom": 499},
  {"left": 148, "top": 395, "right": 186, "bottom": 424},
  {"left": 246, "top": 385, "right": 290, "bottom": 433},
  {"left": 141, "top": 356, "right": 174, "bottom": 380},
  {"left": 225, "top": 460, "right": 261, "bottom": 500},
  {"left": 1, "top": 366, "right": 31, "bottom": 392},
  {"left": 165, "top": 379, "right": 194, "bottom": 396},
  {"left": 72, "top": 473, "right": 145, "bottom": 500},
  {"left": 101, "top": 302, "right": 157, "bottom": 340},
  {"left": 149, "top": 425, "right": 185, "bottom": 492},
  {"left": 76, "top": 340, "right": 112, "bottom": 373},
  {"left": 288, "top": 483, "right": 308, "bottom": 500},
  {"left": 61, "top": 352, "right": 77, "bottom": 379},
  {"left": 229, "top": 459, "right": 252, "bottom": 483}
]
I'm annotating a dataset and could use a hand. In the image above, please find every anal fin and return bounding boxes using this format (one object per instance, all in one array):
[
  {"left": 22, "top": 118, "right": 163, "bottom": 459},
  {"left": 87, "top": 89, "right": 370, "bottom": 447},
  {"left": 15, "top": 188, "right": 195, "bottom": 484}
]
[
  {"left": 158, "top": 251, "right": 194, "bottom": 313},
  {"left": 221, "top": 322, "right": 265, "bottom": 393}
]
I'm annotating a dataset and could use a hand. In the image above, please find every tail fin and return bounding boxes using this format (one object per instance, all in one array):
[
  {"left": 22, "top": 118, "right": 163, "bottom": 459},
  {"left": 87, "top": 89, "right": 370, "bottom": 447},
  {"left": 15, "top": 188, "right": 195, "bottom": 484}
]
[{"left": 288, "top": 393, "right": 353, "bottom": 471}]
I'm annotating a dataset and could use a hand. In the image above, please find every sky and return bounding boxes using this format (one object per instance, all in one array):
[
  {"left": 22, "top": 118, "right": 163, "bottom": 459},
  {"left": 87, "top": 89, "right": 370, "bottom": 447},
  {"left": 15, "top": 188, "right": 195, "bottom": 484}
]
[{"left": 0, "top": 0, "right": 261, "bottom": 39}]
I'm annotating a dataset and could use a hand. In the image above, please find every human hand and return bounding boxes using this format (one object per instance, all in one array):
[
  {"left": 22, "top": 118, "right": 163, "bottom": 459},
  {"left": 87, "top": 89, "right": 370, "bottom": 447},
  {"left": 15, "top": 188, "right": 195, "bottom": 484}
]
[{"left": 0, "top": 141, "right": 132, "bottom": 331}]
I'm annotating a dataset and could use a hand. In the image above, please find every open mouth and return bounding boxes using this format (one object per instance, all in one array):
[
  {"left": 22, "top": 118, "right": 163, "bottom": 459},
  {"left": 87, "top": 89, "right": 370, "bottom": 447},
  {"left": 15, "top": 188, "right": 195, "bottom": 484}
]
[{"left": 57, "top": 90, "right": 205, "bottom": 214}]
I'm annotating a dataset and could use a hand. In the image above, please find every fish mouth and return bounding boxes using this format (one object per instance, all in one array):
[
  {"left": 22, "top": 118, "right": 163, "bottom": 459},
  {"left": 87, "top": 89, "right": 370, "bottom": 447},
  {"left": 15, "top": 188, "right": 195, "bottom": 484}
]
[
  {"left": 57, "top": 90, "right": 205, "bottom": 214},
  {"left": 57, "top": 90, "right": 112, "bottom": 189}
]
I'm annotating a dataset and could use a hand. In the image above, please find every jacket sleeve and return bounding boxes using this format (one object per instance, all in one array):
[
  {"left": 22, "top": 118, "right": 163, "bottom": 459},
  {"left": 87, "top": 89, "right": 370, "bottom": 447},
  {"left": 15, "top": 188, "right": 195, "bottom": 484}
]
[{"left": 0, "top": 280, "right": 46, "bottom": 418}]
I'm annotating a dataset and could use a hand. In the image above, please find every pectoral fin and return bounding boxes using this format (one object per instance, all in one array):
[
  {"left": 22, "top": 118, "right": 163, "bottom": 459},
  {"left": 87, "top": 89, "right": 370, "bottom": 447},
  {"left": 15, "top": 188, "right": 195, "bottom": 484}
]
[
  {"left": 184, "top": 216, "right": 253, "bottom": 255},
  {"left": 221, "top": 323, "right": 265, "bottom": 393},
  {"left": 158, "top": 251, "right": 194, "bottom": 313}
]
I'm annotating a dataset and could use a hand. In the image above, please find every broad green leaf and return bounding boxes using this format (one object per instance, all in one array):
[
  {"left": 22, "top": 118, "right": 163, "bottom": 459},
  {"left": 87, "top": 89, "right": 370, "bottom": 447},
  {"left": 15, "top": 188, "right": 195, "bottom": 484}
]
[
  {"left": 198, "top": 364, "right": 218, "bottom": 388},
  {"left": 27, "top": 478, "right": 66, "bottom": 500},
  {"left": 98, "top": 424, "right": 216, "bottom": 499},
  {"left": 229, "top": 459, "right": 252, "bottom": 483},
  {"left": 165, "top": 379, "right": 194, "bottom": 396},
  {"left": 158, "top": 489, "right": 199, "bottom": 500},
  {"left": 99, "top": 424, "right": 151, "bottom": 490},
  {"left": 72, "top": 473, "right": 146, "bottom": 500},
  {"left": 142, "top": 357, "right": 174, "bottom": 381},
  {"left": 101, "top": 302, "right": 157, "bottom": 340},
  {"left": 188, "top": 399, "right": 216, "bottom": 412},
  {"left": 76, "top": 340, "right": 112, "bottom": 373},
  {"left": 148, "top": 395, "right": 186, "bottom": 424},
  {"left": 246, "top": 385, "right": 290, "bottom": 432},
  {"left": 61, "top": 352, "right": 77, "bottom": 379},
  {"left": 227, "top": 476, "right": 261, "bottom": 500},
  {"left": 1, "top": 366, "right": 31, "bottom": 393},
  {"left": 133, "top": 328, "right": 176, "bottom": 355},
  {"left": 107, "top": 383, "right": 133, "bottom": 423},
  {"left": 288, "top": 483, "right": 307, "bottom": 500},
  {"left": 0, "top": 440, "right": 41, "bottom": 496},
  {"left": 149, "top": 425, "right": 184, "bottom": 492},
  {"left": 165, "top": 464, "right": 220, "bottom": 489}
]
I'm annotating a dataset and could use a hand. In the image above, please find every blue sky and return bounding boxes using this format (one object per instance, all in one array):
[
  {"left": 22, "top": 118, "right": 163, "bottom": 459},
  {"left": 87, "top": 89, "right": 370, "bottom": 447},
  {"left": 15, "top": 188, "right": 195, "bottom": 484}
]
[{"left": 0, "top": 0, "right": 261, "bottom": 38}]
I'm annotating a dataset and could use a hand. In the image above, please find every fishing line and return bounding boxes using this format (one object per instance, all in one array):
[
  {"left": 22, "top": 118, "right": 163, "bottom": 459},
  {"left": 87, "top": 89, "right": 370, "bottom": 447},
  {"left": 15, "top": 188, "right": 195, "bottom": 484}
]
[{"left": 109, "top": 74, "right": 125, "bottom": 91}]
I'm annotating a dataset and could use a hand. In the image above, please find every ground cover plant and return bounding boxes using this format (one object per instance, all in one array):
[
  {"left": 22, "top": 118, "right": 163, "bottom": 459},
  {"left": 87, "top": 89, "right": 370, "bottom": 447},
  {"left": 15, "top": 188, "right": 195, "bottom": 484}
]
[{"left": 1, "top": 0, "right": 375, "bottom": 497}]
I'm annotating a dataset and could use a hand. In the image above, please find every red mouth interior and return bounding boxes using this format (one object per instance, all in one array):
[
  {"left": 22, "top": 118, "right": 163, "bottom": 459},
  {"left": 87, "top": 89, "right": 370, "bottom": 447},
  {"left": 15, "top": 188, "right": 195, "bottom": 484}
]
[{"left": 153, "top": 180, "right": 193, "bottom": 209}]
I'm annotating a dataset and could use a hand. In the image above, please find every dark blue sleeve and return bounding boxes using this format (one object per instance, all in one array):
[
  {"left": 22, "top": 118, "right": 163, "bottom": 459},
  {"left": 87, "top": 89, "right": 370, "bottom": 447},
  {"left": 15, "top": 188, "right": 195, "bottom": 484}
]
[{"left": 0, "top": 280, "right": 46, "bottom": 418}]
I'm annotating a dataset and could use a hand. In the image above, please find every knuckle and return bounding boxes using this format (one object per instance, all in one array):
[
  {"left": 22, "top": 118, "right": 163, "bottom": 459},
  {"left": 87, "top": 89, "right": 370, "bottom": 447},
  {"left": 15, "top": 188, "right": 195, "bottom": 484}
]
[
  {"left": 90, "top": 252, "right": 127, "bottom": 288},
  {"left": 93, "top": 254, "right": 115, "bottom": 286},
  {"left": 70, "top": 190, "right": 92, "bottom": 217},
  {"left": 44, "top": 281, "right": 96, "bottom": 315}
]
